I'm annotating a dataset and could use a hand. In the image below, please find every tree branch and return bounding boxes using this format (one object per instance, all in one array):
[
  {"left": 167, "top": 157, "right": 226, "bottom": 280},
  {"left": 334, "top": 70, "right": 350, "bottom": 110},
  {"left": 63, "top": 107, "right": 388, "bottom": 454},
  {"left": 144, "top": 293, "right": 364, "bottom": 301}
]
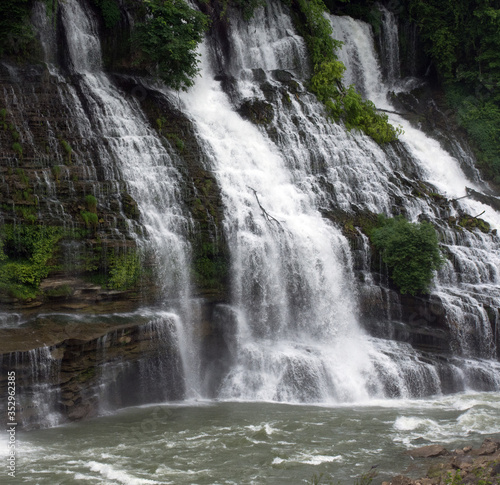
[{"left": 247, "top": 186, "right": 285, "bottom": 230}]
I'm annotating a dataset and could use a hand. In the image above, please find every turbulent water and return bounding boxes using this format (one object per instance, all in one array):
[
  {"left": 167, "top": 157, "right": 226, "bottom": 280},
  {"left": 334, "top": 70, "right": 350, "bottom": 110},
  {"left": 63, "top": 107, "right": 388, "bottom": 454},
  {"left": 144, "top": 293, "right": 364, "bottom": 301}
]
[
  {"left": 1, "top": 394, "right": 499, "bottom": 484},
  {"left": 2, "top": 0, "right": 500, "bottom": 443}
]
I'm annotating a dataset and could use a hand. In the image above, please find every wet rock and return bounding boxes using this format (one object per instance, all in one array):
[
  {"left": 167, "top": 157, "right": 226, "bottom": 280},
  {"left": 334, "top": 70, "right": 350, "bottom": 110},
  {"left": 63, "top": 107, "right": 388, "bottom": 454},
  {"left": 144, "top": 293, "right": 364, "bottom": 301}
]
[
  {"left": 407, "top": 445, "right": 449, "bottom": 458},
  {"left": 474, "top": 438, "right": 500, "bottom": 456}
]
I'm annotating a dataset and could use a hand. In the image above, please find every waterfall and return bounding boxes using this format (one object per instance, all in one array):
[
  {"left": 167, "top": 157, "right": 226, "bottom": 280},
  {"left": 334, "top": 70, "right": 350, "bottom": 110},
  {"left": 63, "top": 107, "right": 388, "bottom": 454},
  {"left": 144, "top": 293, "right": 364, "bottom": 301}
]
[
  {"left": 178, "top": 0, "right": 500, "bottom": 401},
  {"left": 378, "top": 5, "right": 401, "bottom": 86},
  {"left": 54, "top": 0, "right": 199, "bottom": 396},
  {"left": 177, "top": 1, "right": 461, "bottom": 402},
  {"left": 5, "top": 0, "right": 499, "bottom": 423},
  {"left": 328, "top": 12, "right": 500, "bottom": 362}
]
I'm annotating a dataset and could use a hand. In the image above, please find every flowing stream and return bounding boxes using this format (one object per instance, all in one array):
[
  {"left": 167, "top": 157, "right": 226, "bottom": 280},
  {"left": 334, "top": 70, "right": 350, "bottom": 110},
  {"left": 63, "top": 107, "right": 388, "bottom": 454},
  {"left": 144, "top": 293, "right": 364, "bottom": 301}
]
[
  {"left": 1, "top": 0, "right": 500, "bottom": 474},
  {"left": 1, "top": 394, "right": 499, "bottom": 483}
]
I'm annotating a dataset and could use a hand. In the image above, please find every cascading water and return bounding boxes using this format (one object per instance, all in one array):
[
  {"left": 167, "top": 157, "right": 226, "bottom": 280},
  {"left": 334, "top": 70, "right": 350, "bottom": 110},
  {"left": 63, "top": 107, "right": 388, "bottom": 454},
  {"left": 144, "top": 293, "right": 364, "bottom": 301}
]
[
  {"left": 179, "top": 0, "right": 486, "bottom": 401},
  {"left": 328, "top": 11, "right": 500, "bottom": 365},
  {"left": 3, "top": 0, "right": 499, "bottom": 429},
  {"left": 16, "top": 0, "right": 201, "bottom": 405}
]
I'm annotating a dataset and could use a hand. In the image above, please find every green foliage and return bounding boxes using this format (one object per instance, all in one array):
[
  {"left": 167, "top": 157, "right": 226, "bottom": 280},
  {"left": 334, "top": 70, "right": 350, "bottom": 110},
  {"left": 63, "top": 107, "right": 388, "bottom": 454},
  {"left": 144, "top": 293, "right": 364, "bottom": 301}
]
[
  {"left": 370, "top": 215, "right": 445, "bottom": 295},
  {"left": 166, "top": 132, "right": 185, "bottom": 152},
  {"left": 12, "top": 142, "right": 23, "bottom": 157},
  {"left": 60, "top": 139, "right": 72, "bottom": 163},
  {"left": 0, "top": 108, "right": 7, "bottom": 121},
  {"left": 85, "top": 194, "right": 98, "bottom": 213},
  {"left": 16, "top": 168, "right": 29, "bottom": 186},
  {"left": 92, "top": 0, "right": 120, "bottom": 29},
  {"left": 52, "top": 165, "right": 61, "bottom": 181},
  {"left": 107, "top": 250, "right": 141, "bottom": 290},
  {"left": 80, "top": 210, "right": 99, "bottom": 229},
  {"left": 406, "top": 0, "right": 500, "bottom": 182},
  {"left": 132, "top": 0, "right": 209, "bottom": 91},
  {"left": 16, "top": 206, "right": 37, "bottom": 224},
  {"left": 292, "top": 0, "right": 401, "bottom": 143},
  {"left": 0, "top": 0, "right": 36, "bottom": 58},
  {"left": 446, "top": 85, "right": 500, "bottom": 182},
  {"left": 45, "top": 284, "right": 73, "bottom": 298},
  {"left": 0, "top": 224, "right": 64, "bottom": 300}
]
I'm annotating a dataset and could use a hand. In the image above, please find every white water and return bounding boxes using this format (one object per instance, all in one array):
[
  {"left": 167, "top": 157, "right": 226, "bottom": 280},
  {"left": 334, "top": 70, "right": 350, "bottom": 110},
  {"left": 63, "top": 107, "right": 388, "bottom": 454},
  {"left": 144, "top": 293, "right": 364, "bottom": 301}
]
[
  {"left": 328, "top": 12, "right": 500, "bottom": 360},
  {"left": 57, "top": 0, "right": 199, "bottom": 396},
  {"left": 178, "top": 0, "right": 500, "bottom": 402}
]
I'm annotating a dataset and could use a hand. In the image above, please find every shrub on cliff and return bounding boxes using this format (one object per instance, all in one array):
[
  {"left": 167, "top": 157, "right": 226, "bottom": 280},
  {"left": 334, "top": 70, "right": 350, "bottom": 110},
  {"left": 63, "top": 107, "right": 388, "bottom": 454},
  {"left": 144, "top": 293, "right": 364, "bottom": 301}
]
[
  {"left": 132, "top": 0, "right": 209, "bottom": 91},
  {"left": 288, "top": 0, "right": 402, "bottom": 144},
  {"left": 370, "top": 215, "right": 445, "bottom": 295}
]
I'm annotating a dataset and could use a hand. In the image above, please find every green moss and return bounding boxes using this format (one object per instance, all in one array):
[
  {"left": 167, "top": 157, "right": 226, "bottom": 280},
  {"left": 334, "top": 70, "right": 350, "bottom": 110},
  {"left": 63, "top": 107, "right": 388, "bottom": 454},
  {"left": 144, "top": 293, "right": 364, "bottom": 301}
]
[
  {"left": 107, "top": 249, "right": 142, "bottom": 291},
  {"left": 45, "top": 284, "right": 73, "bottom": 298},
  {"left": 78, "top": 366, "right": 96, "bottom": 382},
  {"left": 166, "top": 132, "right": 185, "bottom": 152},
  {"left": 458, "top": 216, "right": 491, "bottom": 234},
  {"left": 85, "top": 194, "right": 98, "bottom": 213},
  {"left": 12, "top": 142, "right": 23, "bottom": 157}
]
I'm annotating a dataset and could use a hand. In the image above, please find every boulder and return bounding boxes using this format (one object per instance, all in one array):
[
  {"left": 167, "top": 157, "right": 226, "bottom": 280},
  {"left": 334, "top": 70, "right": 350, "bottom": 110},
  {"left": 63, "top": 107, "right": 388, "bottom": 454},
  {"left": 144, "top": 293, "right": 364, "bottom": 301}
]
[{"left": 406, "top": 445, "right": 449, "bottom": 458}]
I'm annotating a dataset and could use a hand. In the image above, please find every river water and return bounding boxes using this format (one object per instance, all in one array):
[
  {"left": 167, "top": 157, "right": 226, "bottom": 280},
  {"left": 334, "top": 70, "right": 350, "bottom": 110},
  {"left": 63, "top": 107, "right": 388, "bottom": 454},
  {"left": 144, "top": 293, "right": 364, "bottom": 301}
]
[{"left": 3, "top": 392, "right": 499, "bottom": 484}]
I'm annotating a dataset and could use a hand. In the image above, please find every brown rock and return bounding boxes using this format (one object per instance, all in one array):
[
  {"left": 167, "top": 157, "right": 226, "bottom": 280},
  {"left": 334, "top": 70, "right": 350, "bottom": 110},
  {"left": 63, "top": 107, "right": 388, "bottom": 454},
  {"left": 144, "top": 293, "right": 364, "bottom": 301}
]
[
  {"left": 476, "top": 438, "right": 500, "bottom": 456},
  {"left": 390, "top": 475, "right": 415, "bottom": 485},
  {"left": 407, "top": 445, "right": 449, "bottom": 458}
]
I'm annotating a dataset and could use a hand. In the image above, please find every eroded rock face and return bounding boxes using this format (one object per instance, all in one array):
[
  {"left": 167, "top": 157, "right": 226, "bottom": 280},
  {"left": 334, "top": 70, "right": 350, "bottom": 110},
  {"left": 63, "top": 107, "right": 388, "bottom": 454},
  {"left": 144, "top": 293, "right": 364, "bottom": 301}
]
[{"left": 0, "top": 315, "right": 184, "bottom": 429}]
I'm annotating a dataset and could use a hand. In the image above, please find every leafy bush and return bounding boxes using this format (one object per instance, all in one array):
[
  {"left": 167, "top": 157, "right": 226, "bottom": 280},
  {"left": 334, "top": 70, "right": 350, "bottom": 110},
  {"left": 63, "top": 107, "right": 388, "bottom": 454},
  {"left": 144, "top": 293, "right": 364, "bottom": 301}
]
[
  {"left": 370, "top": 215, "right": 445, "bottom": 295},
  {"left": 107, "top": 250, "right": 141, "bottom": 290},
  {"left": 80, "top": 210, "right": 99, "bottom": 229},
  {"left": 0, "top": 224, "right": 64, "bottom": 300},
  {"left": 132, "top": 0, "right": 209, "bottom": 90}
]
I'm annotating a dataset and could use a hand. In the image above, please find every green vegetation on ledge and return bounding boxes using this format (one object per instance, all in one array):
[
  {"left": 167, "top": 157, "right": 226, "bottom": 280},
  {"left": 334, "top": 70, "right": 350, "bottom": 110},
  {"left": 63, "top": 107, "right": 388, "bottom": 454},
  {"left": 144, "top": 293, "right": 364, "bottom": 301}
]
[
  {"left": 369, "top": 215, "right": 445, "bottom": 295},
  {"left": 286, "top": 0, "right": 402, "bottom": 144},
  {"left": 0, "top": 224, "right": 64, "bottom": 300}
]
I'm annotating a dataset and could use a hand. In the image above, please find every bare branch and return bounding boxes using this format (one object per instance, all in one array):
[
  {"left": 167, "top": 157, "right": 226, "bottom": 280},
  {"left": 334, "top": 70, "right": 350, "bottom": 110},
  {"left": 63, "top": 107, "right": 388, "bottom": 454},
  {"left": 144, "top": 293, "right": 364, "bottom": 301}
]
[{"left": 247, "top": 186, "right": 285, "bottom": 230}]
